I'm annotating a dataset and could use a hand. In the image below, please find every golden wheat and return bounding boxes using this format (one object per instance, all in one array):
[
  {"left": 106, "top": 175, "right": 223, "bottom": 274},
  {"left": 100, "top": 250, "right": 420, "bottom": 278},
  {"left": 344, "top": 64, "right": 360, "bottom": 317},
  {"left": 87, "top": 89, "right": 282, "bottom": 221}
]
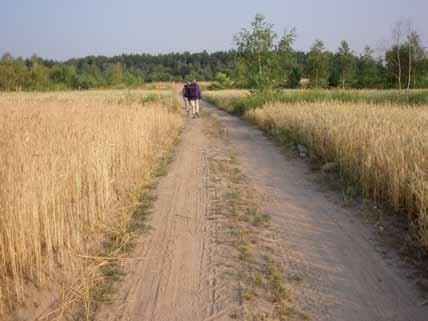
[
  {"left": 246, "top": 101, "right": 428, "bottom": 248},
  {"left": 0, "top": 90, "right": 183, "bottom": 319}
]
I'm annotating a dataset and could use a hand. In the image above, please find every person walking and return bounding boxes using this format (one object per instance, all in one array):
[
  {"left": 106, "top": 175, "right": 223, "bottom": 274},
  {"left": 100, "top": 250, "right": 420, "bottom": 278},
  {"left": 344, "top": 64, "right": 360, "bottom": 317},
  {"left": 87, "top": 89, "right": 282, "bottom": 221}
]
[
  {"left": 182, "top": 82, "right": 190, "bottom": 113},
  {"left": 188, "top": 80, "right": 202, "bottom": 118}
]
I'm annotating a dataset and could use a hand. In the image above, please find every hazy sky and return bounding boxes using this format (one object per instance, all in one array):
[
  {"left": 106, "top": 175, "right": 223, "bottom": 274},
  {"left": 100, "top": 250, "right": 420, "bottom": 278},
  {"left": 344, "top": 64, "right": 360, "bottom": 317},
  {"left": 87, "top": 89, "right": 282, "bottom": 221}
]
[{"left": 1, "top": 0, "right": 427, "bottom": 60}]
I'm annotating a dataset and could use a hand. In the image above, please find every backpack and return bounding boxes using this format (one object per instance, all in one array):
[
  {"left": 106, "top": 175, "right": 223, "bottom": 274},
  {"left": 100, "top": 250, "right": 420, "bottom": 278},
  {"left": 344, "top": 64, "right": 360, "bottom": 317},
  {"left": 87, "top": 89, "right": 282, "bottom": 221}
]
[
  {"left": 188, "top": 83, "right": 199, "bottom": 99},
  {"left": 182, "top": 85, "right": 188, "bottom": 98}
]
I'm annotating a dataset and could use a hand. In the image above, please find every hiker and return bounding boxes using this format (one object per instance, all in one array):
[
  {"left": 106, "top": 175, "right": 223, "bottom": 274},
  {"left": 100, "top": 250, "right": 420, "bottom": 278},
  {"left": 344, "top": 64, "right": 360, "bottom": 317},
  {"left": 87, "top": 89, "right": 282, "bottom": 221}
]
[
  {"left": 182, "top": 82, "right": 190, "bottom": 113},
  {"left": 188, "top": 80, "right": 202, "bottom": 118}
]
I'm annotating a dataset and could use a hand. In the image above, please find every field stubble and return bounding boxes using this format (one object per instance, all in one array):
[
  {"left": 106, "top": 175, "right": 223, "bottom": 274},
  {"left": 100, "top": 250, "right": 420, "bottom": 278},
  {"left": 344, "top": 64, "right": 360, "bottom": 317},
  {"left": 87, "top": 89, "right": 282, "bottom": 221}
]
[{"left": 0, "top": 90, "right": 183, "bottom": 320}]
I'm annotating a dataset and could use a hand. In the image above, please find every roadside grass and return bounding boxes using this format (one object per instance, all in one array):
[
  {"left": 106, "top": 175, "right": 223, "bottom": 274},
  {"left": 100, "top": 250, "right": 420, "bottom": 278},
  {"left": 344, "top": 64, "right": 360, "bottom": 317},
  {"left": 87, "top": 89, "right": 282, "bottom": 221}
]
[
  {"left": 205, "top": 89, "right": 428, "bottom": 115},
  {"left": 0, "top": 89, "right": 183, "bottom": 320}
]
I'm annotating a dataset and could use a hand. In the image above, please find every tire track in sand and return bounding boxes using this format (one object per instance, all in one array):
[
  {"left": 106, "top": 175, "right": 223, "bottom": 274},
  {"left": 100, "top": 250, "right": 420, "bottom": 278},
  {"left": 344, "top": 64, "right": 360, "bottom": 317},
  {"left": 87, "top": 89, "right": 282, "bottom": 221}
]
[{"left": 96, "top": 115, "right": 233, "bottom": 321}]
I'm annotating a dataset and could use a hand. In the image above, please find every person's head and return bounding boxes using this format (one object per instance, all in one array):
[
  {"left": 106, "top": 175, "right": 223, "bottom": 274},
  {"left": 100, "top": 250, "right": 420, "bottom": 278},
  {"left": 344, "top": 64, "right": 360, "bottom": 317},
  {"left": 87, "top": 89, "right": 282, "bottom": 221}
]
[{"left": 192, "top": 79, "right": 197, "bottom": 83}]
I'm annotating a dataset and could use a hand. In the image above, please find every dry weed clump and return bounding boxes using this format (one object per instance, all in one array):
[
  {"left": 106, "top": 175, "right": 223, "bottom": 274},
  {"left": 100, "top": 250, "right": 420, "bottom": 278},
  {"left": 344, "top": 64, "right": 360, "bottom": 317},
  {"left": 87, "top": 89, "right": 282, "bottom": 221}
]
[
  {"left": 0, "top": 90, "right": 183, "bottom": 319},
  {"left": 247, "top": 101, "right": 428, "bottom": 249}
]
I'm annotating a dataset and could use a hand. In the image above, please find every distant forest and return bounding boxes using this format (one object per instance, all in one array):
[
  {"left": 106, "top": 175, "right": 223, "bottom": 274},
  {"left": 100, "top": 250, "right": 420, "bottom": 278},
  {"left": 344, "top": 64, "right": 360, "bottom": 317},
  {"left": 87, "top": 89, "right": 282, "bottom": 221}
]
[
  {"left": 0, "top": 51, "right": 235, "bottom": 91},
  {"left": 1, "top": 27, "right": 427, "bottom": 91}
]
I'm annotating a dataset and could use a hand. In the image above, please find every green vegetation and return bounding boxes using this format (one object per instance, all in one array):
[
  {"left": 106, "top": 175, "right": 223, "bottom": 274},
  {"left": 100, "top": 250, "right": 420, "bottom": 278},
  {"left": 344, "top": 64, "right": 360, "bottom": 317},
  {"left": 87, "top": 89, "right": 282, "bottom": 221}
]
[
  {"left": 231, "top": 14, "right": 428, "bottom": 90},
  {"left": 205, "top": 89, "right": 428, "bottom": 115},
  {"left": 305, "top": 40, "right": 330, "bottom": 88},
  {"left": 0, "top": 51, "right": 235, "bottom": 91},
  {"left": 208, "top": 72, "right": 234, "bottom": 90},
  {"left": 233, "top": 14, "right": 297, "bottom": 89}
]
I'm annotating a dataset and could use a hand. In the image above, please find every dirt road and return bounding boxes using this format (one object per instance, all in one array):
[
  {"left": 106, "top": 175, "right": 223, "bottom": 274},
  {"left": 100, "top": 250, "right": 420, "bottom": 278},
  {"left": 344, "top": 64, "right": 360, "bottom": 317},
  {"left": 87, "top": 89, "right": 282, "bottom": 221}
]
[
  {"left": 96, "top": 115, "right": 238, "bottom": 321},
  {"left": 204, "top": 101, "right": 428, "bottom": 321},
  {"left": 96, "top": 100, "right": 428, "bottom": 321}
]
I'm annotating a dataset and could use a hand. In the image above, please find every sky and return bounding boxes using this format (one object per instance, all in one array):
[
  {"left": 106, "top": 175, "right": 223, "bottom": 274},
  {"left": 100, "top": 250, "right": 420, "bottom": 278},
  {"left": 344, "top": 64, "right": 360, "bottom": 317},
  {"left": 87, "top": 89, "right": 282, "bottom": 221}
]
[{"left": 1, "top": 0, "right": 427, "bottom": 61}]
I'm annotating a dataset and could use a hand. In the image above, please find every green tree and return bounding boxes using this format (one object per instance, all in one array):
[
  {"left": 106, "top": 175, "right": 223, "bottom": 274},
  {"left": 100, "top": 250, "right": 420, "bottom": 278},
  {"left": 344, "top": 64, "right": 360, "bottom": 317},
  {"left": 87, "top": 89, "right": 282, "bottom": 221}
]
[
  {"left": 114, "top": 62, "right": 123, "bottom": 84},
  {"left": 337, "top": 40, "right": 356, "bottom": 88},
  {"left": 275, "top": 28, "right": 298, "bottom": 87},
  {"left": 88, "top": 63, "right": 103, "bottom": 86},
  {"left": 14, "top": 58, "right": 29, "bottom": 90},
  {"left": 50, "top": 64, "right": 78, "bottom": 88},
  {"left": 406, "top": 31, "right": 424, "bottom": 89},
  {"left": 287, "top": 66, "right": 302, "bottom": 88},
  {"left": 215, "top": 72, "right": 233, "bottom": 88},
  {"left": 0, "top": 53, "right": 29, "bottom": 91},
  {"left": 356, "top": 47, "right": 383, "bottom": 88},
  {"left": 384, "top": 43, "right": 421, "bottom": 89},
  {"left": 234, "top": 14, "right": 278, "bottom": 89},
  {"left": 29, "top": 55, "right": 50, "bottom": 90},
  {"left": 417, "top": 54, "right": 428, "bottom": 87},
  {"left": 306, "top": 40, "right": 329, "bottom": 87}
]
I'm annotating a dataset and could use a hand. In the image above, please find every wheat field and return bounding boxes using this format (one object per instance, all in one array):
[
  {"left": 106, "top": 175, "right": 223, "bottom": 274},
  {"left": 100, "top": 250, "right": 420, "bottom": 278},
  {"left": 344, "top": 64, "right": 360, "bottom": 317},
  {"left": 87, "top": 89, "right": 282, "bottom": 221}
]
[
  {"left": 246, "top": 101, "right": 428, "bottom": 248},
  {"left": 0, "top": 90, "right": 183, "bottom": 319}
]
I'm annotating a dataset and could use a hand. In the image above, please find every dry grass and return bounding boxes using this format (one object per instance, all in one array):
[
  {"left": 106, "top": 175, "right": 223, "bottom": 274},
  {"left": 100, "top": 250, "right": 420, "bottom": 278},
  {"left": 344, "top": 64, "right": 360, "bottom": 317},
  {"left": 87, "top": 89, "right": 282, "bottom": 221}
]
[
  {"left": 0, "top": 89, "right": 183, "bottom": 320},
  {"left": 246, "top": 102, "right": 428, "bottom": 249},
  {"left": 205, "top": 89, "right": 428, "bottom": 114},
  {"left": 204, "top": 90, "right": 248, "bottom": 113}
]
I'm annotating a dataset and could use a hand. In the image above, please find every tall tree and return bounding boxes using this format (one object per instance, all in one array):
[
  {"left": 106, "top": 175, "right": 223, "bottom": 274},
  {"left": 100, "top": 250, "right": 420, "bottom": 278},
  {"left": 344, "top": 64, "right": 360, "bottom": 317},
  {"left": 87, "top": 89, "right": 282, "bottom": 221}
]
[
  {"left": 337, "top": 40, "right": 356, "bottom": 88},
  {"left": 385, "top": 34, "right": 426, "bottom": 90},
  {"left": 287, "top": 66, "right": 302, "bottom": 88},
  {"left": 275, "top": 28, "right": 298, "bottom": 87},
  {"left": 29, "top": 55, "right": 50, "bottom": 90},
  {"left": 114, "top": 62, "right": 123, "bottom": 84},
  {"left": 392, "top": 21, "right": 404, "bottom": 90},
  {"left": 406, "top": 29, "right": 423, "bottom": 90},
  {"left": 0, "top": 53, "right": 22, "bottom": 90},
  {"left": 234, "top": 14, "right": 277, "bottom": 89},
  {"left": 356, "top": 46, "right": 383, "bottom": 88},
  {"left": 306, "top": 40, "right": 329, "bottom": 87}
]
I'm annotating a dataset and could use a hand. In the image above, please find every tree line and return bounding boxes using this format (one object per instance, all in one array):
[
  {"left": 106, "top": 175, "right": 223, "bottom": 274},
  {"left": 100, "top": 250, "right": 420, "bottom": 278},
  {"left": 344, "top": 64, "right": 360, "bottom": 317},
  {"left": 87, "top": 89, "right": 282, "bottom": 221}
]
[
  {"left": 233, "top": 15, "right": 428, "bottom": 90},
  {"left": 0, "top": 51, "right": 235, "bottom": 91},
  {"left": 0, "top": 15, "right": 427, "bottom": 91}
]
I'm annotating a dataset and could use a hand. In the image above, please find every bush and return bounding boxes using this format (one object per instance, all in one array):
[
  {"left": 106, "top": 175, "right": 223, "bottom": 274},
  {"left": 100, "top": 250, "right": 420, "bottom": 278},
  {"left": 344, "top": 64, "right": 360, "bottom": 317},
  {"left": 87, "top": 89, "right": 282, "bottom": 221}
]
[{"left": 208, "top": 72, "right": 234, "bottom": 90}]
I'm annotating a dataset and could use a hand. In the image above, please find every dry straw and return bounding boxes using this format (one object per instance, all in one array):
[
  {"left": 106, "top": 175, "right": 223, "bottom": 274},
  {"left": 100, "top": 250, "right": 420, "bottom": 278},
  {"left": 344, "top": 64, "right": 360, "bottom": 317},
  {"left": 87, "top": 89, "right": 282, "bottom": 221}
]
[
  {"left": 247, "top": 101, "right": 428, "bottom": 248},
  {"left": 0, "top": 90, "right": 183, "bottom": 319}
]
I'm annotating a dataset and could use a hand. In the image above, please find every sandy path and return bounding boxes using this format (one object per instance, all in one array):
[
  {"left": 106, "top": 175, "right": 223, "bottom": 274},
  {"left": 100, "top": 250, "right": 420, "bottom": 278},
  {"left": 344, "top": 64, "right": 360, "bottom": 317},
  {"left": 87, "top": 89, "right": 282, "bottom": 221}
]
[
  {"left": 96, "top": 98, "right": 428, "bottom": 321},
  {"left": 203, "top": 101, "right": 428, "bottom": 321},
  {"left": 96, "top": 117, "right": 228, "bottom": 321}
]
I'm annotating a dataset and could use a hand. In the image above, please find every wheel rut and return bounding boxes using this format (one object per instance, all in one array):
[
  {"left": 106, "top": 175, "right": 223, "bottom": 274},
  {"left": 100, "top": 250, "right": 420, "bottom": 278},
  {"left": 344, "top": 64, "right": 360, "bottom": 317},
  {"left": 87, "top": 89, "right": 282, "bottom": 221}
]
[{"left": 95, "top": 113, "right": 238, "bottom": 321}]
